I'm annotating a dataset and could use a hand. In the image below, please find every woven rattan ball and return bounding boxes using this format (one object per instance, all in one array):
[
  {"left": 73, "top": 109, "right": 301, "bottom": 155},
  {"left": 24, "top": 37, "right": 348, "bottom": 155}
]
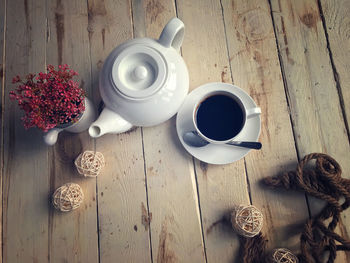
[
  {"left": 230, "top": 205, "right": 263, "bottom": 237},
  {"left": 75, "top": 151, "right": 105, "bottom": 177},
  {"left": 271, "top": 248, "right": 298, "bottom": 263},
  {"left": 52, "top": 183, "right": 84, "bottom": 212}
]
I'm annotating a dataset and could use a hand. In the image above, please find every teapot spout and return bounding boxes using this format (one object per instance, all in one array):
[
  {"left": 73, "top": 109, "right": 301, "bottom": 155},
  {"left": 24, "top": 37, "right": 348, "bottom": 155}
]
[{"left": 88, "top": 107, "right": 133, "bottom": 138}]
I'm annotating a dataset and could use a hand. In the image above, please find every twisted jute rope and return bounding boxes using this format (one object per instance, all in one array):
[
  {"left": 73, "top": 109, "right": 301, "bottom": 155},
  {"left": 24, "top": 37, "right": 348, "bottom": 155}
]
[{"left": 240, "top": 153, "right": 350, "bottom": 263}]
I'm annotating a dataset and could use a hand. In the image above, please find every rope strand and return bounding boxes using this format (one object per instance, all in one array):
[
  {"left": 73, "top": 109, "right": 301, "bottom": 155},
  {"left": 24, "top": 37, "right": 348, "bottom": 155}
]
[{"left": 258, "top": 153, "right": 350, "bottom": 263}]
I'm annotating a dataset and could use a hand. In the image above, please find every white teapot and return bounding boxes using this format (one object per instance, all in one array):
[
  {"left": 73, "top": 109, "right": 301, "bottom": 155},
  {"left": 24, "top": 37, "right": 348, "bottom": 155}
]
[{"left": 89, "top": 18, "right": 189, "bottom": 138}]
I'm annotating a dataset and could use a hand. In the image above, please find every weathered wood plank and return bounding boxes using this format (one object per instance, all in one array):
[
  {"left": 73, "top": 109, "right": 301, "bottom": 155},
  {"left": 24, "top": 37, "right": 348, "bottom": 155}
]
[
  {"left": 87, "top": 0, "right": 152, "bottom": 261},
  {"left": 320, "top": 0, "right": 350, "bottom": 136},
  {"left": 0, "top": 0, "right": 5, "bottom": 262},
  {"left": 46, "top": 0, "right": 98, "bottom": 262},
  {"left": 223, "top": 0, "right": 310, "bottom": 254},
  {"left": 3, "top": 0, "right": 49, "bottom": 262},
  {"left": 2, "top": 1, "right": 348, "bottom": 263},
  {"left": 270, "top": 1, "right": 350, "bottom": 261},
  {"left": 132, "top": 0, "right": 206, "bottom": 261},
  {"left": 176, "top": 0, "right": 249, "bottom": 262}
]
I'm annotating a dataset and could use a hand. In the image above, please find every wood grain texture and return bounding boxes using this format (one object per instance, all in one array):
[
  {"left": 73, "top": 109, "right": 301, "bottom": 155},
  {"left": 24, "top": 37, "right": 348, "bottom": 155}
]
[
  {"left": 132, "top": 0, "right": 206, "bottom": 262},
  {"left": 222, "top": 0, "right": 310, "bottom": 254},
  {"left": 2, "top": 1, "right": 350, "bottom": 263},
  {"left": 320, "top": 0, "right": 350, "bottom": 136},
  {"left": 46, "top": 0, "right": 98, "bottom": 262},
  {"left": 2, "top": 0, "right": 49, "bottom": 262},
  {"left": 87, "top": 0, "right": 152, "bottom": 262},
  {"left": 270, "top": 1, "right": 350, "bottom": 260},
  {"left": 176, "top": 0, "right": 249, "bottom": 262},
  {"left": 0, "top": 0, "right": 5, "bottom": 262}
]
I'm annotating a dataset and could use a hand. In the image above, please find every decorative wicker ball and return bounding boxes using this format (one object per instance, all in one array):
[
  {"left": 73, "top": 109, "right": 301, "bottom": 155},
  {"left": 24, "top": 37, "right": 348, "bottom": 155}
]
[
  {"left": 230, "top": 205, "right": 263, "bottom": 237},
  {"left": 52, "top": 183, "right": 84, "bottom": 212},
  {"left": 74, "top": 151, "right": 105, "bottom": 177},
  {"left": 271, "top": 248, "right": 298, "bottom": 263}
]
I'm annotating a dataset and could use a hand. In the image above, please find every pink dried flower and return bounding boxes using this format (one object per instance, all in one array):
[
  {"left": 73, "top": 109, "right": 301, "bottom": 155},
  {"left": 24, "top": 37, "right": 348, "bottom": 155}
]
[{"left": 10, "top": 64, "right": 85, "bottom": 132}]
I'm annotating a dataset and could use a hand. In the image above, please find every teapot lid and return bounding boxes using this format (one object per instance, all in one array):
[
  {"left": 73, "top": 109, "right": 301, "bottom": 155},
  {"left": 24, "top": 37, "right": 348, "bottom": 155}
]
[{"left": 111, "top": 45, "right": 167, "bottom": 99}]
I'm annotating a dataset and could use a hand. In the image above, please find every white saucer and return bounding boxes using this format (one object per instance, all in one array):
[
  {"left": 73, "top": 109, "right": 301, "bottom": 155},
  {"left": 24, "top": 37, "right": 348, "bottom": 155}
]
[{"left": 176, "top": 83, "right": 261, "bottom": 165}]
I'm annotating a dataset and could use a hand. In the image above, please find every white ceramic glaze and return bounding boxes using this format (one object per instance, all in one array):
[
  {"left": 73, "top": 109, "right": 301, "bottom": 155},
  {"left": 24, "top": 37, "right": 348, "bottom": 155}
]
[
  {"left": 43, "top": 97, "right": 96, "bottom": 146},
  {"left": 89, "top": 18, "right": 189, "bottom": 138},
  {"left": 176, "top": 83, "right": 261, "bottom": 165}
]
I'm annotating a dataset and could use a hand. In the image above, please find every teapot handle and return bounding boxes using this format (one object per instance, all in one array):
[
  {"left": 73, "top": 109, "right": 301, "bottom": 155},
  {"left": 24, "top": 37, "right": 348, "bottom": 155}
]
[{"left": 159, "top": 18, "right": 185, "bottom": 52}]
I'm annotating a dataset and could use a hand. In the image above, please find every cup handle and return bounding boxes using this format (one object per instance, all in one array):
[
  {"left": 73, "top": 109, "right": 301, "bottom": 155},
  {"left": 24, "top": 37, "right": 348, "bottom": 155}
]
[{"left": 246, "top": 107, "right": 261, "bottom": 119}]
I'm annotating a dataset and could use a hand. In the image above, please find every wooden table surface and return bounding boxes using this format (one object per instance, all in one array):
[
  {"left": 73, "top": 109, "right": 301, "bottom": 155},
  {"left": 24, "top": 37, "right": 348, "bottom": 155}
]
[{"left": 1, "top": 0, "right": 350, "bottom": 262}]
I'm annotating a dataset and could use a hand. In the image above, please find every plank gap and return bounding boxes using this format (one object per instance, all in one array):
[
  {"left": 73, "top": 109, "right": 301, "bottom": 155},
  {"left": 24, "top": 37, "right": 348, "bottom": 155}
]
[
  {"left": 48, "top": 148, "right": 55, "bottom": 262},
  {"left": 129, "top": 0, "right": 135, "bottom": 39},
  {"left": 140, "top": 128, "right": 153, "bottom": 263},
  {"left": 95, "top": 175, "right": 101, "bottom": 263},
  {"left": 44, "top": 1, "right": 49, "bottom": 262},
  {"left": 243, "top": 158, "right": 252, "bottom": 205},
  {"left": 174, "top": 0, "right": 179, "bottom": 18},
  {"left": 90, "top": 138, "right": 100, "bottom": 263},
  {"left": 44, "top": 0, "right": 47, "bottom": 70},
  {"left": 1, "top": 1, "right": 6, "bottom": 262},
  {"left": 192, "top": 158, "right": 208, "bottom": 263},
  {"left": 94, "top": 141, "right": 102, "bottom": 263},
  {"left": 219, "top": 0, "right": 234, "bottom": 83},
  {"left": 316, "top": 0, "right": 350, "bottom": 143},
  {"left": 304, "top": 193, "right": 312, "bottom": 219}
]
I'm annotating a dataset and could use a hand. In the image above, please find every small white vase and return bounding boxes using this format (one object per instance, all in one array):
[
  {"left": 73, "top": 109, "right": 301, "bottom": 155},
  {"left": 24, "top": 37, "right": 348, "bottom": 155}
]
[{"left": 43, "top": 97, "right": 96, "bottom": 146}]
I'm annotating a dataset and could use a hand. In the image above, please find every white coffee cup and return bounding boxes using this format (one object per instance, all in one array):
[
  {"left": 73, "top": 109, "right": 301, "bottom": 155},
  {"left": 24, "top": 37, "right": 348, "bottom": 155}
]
[{"left": 192, "top": 90, "right": 261, "bottom": 145}]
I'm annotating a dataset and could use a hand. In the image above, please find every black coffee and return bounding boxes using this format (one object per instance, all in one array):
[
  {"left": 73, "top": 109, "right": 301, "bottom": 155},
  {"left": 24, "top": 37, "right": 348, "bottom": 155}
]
[{"left": 196, "top": 94, "right": 244, "bottom": 141}]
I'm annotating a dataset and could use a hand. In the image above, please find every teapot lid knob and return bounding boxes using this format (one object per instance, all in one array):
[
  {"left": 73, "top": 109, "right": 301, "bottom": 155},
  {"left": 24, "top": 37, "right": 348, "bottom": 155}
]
[{"left": 133, "top": 66, "right": 148, "bottom": 81}]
